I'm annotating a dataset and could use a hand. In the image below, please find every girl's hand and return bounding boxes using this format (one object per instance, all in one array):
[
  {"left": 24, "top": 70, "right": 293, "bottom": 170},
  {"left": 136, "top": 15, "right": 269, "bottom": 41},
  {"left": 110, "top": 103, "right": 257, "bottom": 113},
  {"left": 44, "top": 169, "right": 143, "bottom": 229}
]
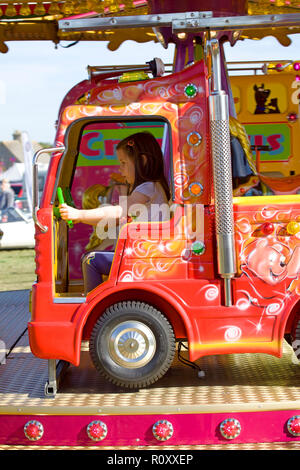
[{"left": 59, "top": 203, "right": 81, "bottom": 222}]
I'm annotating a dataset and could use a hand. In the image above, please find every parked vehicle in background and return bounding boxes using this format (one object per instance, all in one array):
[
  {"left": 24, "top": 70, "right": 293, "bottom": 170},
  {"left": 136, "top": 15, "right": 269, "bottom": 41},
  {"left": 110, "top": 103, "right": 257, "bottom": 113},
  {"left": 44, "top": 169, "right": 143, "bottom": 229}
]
[{"left": 0, "top": 207, "right": 35, "bottom": 249}]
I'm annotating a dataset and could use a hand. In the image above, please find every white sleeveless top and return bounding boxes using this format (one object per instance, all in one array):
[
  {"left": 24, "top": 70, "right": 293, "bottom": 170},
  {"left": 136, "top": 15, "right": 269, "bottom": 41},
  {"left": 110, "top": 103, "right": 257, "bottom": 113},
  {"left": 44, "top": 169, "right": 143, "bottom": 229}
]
[{"left": 130, "top": 181, "right": 170, "bottom": 222}]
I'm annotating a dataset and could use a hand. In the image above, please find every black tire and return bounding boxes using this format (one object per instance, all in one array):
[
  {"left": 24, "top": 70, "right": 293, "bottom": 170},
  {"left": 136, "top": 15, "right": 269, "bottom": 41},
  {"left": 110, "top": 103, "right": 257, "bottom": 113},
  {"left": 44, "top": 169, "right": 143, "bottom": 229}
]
[{"left": 89, "top": 301, "right": 176, "bottom": 388}]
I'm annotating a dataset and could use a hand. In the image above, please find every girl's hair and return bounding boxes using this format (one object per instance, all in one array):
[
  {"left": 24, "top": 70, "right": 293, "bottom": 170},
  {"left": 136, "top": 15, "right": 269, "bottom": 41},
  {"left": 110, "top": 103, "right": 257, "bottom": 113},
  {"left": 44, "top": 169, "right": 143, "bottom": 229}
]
[{"left": 116, "top": 131, "right": 170, "bottom": 201}]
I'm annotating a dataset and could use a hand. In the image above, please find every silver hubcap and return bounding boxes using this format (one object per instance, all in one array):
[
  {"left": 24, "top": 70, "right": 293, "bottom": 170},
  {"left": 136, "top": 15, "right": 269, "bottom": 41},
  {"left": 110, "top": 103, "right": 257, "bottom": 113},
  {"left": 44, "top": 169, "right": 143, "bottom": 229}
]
[{"left": 108, "top": 321, "right": 156, "bottom": 369}]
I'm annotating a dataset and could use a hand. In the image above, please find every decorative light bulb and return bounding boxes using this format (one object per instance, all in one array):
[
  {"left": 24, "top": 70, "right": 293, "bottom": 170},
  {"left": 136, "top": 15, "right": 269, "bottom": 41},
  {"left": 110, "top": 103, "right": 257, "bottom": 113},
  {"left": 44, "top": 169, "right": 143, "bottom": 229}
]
[
  {"left": 86, "top": 421, "right": 108, "bottom": 441},
  {"left": 34, "top": 2, "right": 46, "bottom": 16},
  {"left": 287, "top": 112, "right": 298, "bottom": 122},
  {"left": 287, "top": 416, "right": 300, "bottom": 436},
  {"left": 5, "top": 3, "right": 17, "bottom": 17},
  {"left": 192, "top": 241, "right": 205, "bottom": 255},
  {"left": 261, "top": 222, "right": 274, "bottom": 235},
  {"left": 152, "top": 420, "right": 174, "bottom": 441},
  {"left": 184, "top": 83, "right": 198, "bottom": 98},
  {"left": 20, "top": 2, "right": 31, "bottom": 16},
  {"left": 24, "top": 421, "right": 44, "bottom": 441},
  {"left": 287, "top": 221, "right": 300, "bottom": 235},
  {"left": 48, "top": 2, "right": 61, "bottom": 15},
  {"left": 220, "top": 418, "right": 241, "bottom": 440}
]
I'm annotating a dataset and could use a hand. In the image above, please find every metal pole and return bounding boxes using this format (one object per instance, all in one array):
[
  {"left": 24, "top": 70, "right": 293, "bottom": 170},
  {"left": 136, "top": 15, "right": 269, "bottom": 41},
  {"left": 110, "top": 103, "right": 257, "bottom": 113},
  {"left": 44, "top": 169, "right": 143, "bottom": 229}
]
[{"left": 208, "top": 39, "right": 236, "bottom": 306}]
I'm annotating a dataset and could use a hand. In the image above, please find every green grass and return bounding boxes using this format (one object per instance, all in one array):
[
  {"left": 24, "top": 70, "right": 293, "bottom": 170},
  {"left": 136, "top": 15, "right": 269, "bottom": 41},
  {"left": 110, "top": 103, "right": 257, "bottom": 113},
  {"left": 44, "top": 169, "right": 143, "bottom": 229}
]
[{"left": 0, "top": 249, "right": 36, "bottom": 292}]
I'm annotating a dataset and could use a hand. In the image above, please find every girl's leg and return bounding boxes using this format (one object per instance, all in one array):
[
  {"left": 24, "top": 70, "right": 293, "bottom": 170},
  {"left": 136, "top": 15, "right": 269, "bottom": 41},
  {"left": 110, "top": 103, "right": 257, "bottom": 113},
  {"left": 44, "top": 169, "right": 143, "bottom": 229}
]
[{"left": 81, "top": 251, "right": 114, "bottom": 294}]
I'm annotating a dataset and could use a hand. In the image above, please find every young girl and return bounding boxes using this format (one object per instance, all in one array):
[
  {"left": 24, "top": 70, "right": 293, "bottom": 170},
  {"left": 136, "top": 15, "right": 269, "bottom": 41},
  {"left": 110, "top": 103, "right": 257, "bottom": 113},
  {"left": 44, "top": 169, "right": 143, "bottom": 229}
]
[{"left": 59, "top": 131, "right": 171, "bottom": 294}]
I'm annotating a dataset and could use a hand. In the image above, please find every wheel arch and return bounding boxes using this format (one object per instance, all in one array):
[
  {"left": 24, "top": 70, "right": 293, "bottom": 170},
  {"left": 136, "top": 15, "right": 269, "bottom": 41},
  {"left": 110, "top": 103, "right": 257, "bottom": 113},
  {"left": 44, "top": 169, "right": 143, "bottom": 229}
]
[{"left": 81, "top": 287, "right": 189, "bottom": 342}]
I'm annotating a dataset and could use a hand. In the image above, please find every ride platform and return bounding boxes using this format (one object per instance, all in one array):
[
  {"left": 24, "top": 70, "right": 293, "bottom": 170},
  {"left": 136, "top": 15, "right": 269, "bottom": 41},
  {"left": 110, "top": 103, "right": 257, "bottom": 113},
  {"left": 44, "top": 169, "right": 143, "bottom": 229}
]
[{"left": 1, "top": 290, "right": 300, "bottom": 450}]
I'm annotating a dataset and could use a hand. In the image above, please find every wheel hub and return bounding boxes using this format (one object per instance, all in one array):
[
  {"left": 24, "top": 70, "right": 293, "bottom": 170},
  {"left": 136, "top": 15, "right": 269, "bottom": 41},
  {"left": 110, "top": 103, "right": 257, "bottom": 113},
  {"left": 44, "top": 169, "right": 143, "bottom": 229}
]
[{"left": 109, "top": 321, "right": 156, "bottom": 369}]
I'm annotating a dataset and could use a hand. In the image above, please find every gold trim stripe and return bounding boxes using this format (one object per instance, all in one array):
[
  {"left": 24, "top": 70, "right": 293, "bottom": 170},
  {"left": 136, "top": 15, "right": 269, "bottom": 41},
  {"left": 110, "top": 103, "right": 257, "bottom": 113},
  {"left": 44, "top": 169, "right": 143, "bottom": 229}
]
[{"left": 1, "top": 400, "right": 300, "bottom": 416}]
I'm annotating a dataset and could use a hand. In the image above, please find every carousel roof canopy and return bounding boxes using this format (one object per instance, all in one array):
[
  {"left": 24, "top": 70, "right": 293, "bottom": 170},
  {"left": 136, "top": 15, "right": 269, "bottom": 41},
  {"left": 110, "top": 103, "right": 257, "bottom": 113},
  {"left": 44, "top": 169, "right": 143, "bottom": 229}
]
[{"left": 0, "top": 0, "right": 300, "bottom": 52}]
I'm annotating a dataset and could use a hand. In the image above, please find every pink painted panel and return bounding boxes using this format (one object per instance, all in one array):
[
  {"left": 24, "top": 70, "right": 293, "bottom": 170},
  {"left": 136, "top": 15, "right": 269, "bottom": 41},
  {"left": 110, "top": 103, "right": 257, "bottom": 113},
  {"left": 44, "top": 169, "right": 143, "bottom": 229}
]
[{"left": 1, "top": 410, "right": 300, "bottom": 446}]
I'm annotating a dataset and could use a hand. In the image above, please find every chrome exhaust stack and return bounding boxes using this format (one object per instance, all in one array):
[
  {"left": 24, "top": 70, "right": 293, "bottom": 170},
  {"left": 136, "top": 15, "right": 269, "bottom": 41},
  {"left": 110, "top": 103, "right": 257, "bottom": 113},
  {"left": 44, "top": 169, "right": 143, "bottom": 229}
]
[{"left": 208, "top": 39, "right": 236, "bottom": 306}]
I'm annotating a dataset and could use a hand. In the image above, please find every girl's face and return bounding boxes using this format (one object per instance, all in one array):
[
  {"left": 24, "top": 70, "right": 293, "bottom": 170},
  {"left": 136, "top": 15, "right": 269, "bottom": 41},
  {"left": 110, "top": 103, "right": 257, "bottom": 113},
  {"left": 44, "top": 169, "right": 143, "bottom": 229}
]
[{"left": 117, "top": 148, "right": 135, "bottom": 185}]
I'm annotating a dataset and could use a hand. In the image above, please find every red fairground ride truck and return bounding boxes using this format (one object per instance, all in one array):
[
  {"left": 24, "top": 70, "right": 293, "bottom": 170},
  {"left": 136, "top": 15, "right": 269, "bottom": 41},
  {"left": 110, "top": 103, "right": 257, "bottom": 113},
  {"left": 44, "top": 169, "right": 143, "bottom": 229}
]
[
  {"left": 30, "top": 14, "right": 300, "bottom": 395},
  {"left": 4, "top": 4, "right": 300, "bottom": 448}
]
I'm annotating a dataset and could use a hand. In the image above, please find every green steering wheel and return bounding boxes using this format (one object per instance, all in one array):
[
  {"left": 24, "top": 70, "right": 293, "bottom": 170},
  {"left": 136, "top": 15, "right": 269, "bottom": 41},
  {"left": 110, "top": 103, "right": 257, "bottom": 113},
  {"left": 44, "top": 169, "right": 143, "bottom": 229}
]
[{"left": 54, "top": 186, "right": 74, "bottom": 228}]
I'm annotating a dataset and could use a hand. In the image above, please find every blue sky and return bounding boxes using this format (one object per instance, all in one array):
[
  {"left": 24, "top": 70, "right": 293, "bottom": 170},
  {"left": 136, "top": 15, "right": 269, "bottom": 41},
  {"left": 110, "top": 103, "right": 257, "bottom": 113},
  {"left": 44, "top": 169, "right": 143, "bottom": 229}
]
[{"left": 0, "top": 33, "right": 300, "bottom": 143}]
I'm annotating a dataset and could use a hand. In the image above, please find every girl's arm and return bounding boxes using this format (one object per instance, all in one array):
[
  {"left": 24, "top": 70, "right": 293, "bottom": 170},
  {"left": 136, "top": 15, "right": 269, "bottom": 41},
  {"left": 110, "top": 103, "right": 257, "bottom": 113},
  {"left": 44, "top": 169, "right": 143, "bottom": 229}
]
[
  {"left": 59, "top": 203, "right": 122, "bottom": 225},
  {"left": 59, "top": 191, "right": 149, "bottom": 226}
]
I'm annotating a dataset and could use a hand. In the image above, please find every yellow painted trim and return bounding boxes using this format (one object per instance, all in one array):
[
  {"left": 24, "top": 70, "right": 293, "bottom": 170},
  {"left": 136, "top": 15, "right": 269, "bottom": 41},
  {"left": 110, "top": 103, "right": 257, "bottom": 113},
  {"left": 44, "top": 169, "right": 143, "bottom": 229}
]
[
  {"left": 233, "top": 194, "right": 300, "bottom": 206},
  {"left": 190, "top": 341, "right": 280, "bottom": 357}
]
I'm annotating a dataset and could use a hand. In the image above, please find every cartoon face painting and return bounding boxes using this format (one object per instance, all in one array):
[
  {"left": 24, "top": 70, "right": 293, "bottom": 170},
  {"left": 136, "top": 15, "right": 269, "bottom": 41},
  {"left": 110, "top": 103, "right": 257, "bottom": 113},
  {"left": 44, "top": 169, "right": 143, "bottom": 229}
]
[{"left": 246, "top": 239, "right": 300, "bottom": 285}]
